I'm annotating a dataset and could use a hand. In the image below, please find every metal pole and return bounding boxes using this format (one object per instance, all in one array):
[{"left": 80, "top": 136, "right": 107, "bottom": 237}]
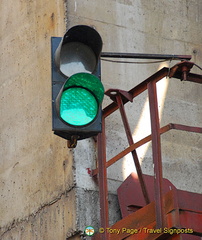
[
  {"left": 101, "top": 52, "right": 192, "bottom": 60},
  {"left": 115, "top": 94, "right": 150, "bottom": 205},
  {"left": 97, "top": 118, "right": 109, "bottom": 240},
  {"left": 147, "top": 81, "right": 164, "bottom": 228}
]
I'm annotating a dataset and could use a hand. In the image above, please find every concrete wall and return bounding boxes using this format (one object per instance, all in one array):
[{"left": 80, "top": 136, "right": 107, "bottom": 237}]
[
  {"left": 0, "top": 0, "right": 78, "bottom": 239},
  {"left": 0, "top": 0, "right": 202, "bottom": 239}
]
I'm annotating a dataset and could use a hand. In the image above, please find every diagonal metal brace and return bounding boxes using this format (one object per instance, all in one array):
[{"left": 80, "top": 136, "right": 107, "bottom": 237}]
[{"left": 105, "top": 89, "right": 150, "bottom": 205}]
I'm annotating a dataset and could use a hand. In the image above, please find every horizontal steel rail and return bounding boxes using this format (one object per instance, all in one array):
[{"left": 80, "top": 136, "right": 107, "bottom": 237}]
[{"left": 92, "top": 123, "right": 202, "bottom": 177}]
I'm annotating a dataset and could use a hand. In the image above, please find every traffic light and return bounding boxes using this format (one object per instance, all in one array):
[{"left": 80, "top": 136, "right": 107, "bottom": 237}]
[{"left": 51, "top": 25, "right": 104, "bottom": 147}]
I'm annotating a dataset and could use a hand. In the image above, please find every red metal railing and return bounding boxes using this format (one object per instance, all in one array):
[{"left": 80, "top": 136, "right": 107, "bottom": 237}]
[{"left": 91, "top": 61, "right": 202, "bottom": 240}]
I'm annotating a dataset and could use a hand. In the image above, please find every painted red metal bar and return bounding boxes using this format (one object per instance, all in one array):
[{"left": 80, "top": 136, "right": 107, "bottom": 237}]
[
  {"left": 103, "top": 67, "right": 170, "bottom": 118},
  {"left": 92, "top": 123, "right": 202, "bottom": 177},
  {"left": 97, "top": 118, "right": 109, "bottom": 240},
  {"left": 115, "top": 93, "right": 150, "bottom": 205},
  {"left": 147, "top": 81, "right": 164, "bottom": 228},
  {"left": 170, "top": 123, "right": 202, "bottom": 133},
  {"left": 171, "top": 71, "right": 202, "bottom": 84},
  {"left": 186, "top": 72, "right": 202, "bottom": 84}
]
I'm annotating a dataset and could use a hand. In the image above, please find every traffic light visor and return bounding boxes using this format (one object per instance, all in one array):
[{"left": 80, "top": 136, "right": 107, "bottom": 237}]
[
  {"left": 59, "top": 42, "right": 97, "bottom": 77},
  {"left": 55, "top": 25, "right": 103, "bottom": 77},
  {"left": 59, "top": 73, "right": 104, "bottom": 126}
]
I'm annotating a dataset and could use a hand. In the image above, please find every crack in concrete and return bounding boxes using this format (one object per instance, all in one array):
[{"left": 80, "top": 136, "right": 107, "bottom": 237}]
[{"left": 0, "top": 184, "right": 76, "bottom": 238}]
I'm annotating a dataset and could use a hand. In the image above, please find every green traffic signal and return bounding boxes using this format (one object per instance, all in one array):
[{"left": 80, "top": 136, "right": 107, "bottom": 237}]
[
  {"left": 52, "top": 25, "right": 104, "bottom": 145},
  {"left": 59, "top": 72, "right": 104, "bottom": 126},
  {"left": 60, "top": 87, "right": 98, "bottom": 126}
]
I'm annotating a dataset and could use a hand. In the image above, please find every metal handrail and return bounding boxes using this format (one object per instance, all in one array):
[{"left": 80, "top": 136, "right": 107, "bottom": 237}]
[{"left": 92, "top": 61, "right": 202, "bottom": 240}]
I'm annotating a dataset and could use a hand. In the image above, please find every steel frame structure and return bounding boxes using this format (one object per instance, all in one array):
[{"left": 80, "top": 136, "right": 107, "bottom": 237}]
[{"left": 91, "top": 60, "right": 202, "bottom": 240}]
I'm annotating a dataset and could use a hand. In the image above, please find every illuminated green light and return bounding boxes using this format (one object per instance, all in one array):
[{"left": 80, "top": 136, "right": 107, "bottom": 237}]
[
  {"left": 59, "top": 72, "right": 104, "bottom": 126},
  {"left": 63, "top": 73, "right": 104, "bottom": 104},
  {"left": 60, "top": 87, "right": 98, "bottom": 126}
]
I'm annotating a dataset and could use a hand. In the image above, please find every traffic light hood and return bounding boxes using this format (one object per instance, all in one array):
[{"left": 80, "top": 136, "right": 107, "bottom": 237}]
[{"left": 55, "top": 25, "right": 103, "bottom": 77}]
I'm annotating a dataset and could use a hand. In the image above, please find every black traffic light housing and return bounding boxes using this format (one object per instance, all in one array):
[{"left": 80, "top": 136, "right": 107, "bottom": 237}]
[{"left": 51, "top": 25, "right": 104, "bottom": 145}]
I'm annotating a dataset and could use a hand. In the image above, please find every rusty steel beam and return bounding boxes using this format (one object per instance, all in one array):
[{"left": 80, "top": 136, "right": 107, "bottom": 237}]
[
  {"left": 97, "top": 119, "right": 109, "bottom": 240},
  {"left": 147, "top": 81, "right": 164, "bottom": 228},
  {"left": 186, "top": 72, "right": 202, "bottom": 84},
  {"left": 179, "top": 211, "right": 202, "bottom": 236},
  {"left": 170, "top": 123, "right": 202, "bottom": 133},
  {"left": 171, "top": 71, "right": 202, "bottom": 84},
  {"left": 115, "top": 93, "right": 150, "bottom": 205}
]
